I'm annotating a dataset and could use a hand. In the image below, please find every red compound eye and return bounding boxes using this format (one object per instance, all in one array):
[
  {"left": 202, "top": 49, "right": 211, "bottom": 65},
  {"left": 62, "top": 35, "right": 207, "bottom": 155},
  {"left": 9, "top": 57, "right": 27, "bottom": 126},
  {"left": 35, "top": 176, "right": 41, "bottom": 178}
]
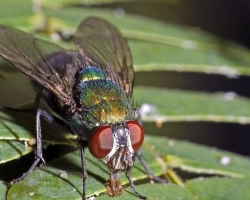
[
  {"left": 88, "top": 125, "right": 113, "bottom": 159},
  {"left": 127, "top": 121, "right": 144, "bottom": 151}
]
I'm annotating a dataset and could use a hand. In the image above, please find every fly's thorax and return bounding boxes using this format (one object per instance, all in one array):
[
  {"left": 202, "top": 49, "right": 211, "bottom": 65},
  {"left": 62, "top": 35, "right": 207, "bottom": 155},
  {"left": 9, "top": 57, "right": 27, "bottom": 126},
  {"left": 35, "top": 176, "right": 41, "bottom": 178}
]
[
  {"left": 69, "top": 66, "right": 135, "bottom": 137},
  {"left": 75, "top": 66, "right": 134, "bottom": 129}
]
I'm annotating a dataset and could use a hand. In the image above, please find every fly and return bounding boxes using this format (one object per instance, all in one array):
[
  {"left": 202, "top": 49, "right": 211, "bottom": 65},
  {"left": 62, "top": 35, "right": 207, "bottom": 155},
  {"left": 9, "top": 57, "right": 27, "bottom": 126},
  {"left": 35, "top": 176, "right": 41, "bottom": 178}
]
[{"left": 0, "top": 17, "right": 166, "bottom": 199}]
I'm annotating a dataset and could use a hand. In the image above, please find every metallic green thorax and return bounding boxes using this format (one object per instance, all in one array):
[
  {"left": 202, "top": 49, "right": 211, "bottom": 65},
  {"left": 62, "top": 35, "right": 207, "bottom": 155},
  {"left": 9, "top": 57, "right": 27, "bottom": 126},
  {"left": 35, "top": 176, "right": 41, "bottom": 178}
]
[{"left": 71, "top": 67, "right": 134, "bottom": 135}]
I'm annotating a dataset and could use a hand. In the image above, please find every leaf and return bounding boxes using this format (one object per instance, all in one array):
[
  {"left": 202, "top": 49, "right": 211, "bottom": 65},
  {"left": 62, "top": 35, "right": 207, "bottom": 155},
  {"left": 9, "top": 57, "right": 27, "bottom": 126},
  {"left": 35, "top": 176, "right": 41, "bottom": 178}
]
[
  {"left": 0, "top": 181, "right": 7, "bottom": 200},
  {"left": 0, "top": 110, "right": 35, "bottom": 140},
  {"left": 186, "top": 177, "right": 250, "bottom": 200},
  {"left": 146, "top": 136, "right": 250, "bottom": 177},
  {"left": 42, "top": 7, "right": 250, "bottom": 77},
  {"left": 41, "top": 0, "right": 177, "bottom": 8},
  {"left": 0, "top": 108, "right": 75, "bottom": 163},
  {"left": 0, "top": 0, "right": 33, "bottom": 18},
  {"left": 134, "top": 86, "right": 250, "bottom": 124},
  {"left": 7, "top": 146, "right": 165, "bottom": 199},
  {"left": 98, "top": 183, "right": 197, "bottom": 200},
  {"left": 7, "top": 135, "right": 250, "bottom": 199},
  {"left": 0, "top": 0, "right": 46, "bottom": 33},
  {"left": 1, "top": 1, "right": 250, "bottom": 77},
  {"left": 0, "top": 140, "right": 29, "bottom": 163},
  {"left": 0, "top": 108, "right": 73, "bottom": 145}
]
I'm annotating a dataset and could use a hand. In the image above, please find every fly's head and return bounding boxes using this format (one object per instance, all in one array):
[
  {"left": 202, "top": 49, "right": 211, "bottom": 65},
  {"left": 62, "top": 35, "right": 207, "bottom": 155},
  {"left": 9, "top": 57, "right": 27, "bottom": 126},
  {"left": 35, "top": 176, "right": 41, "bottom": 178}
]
[
  {"left": 106, "top": 123, "right": 137, "bottom": 170},
  {"left": 88, "top": 121, "right": 144, "bottom": 170},
  {"left": 87, "top": 121, "right": 144, "bottom": 196}
]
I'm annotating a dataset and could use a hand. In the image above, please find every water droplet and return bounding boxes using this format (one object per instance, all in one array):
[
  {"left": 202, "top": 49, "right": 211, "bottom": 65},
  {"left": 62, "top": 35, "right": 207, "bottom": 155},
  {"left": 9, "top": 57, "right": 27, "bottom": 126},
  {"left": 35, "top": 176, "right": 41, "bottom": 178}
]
[
  {"left": 220, "top": 156, "right": 231, "bottom": 165},
  {"left": 140, "top": 103, "right": 158, "bottom": 118},
  {"left": 59, "top": 170, "right": 68, "bottom": 179},
  {"left": 61, "top": 30, "right": 72, "bottom": 40},
  {"left": 87, "top": 196, "right": 96, "bottom": 200},
  {"left": 114, "top": 8, "right": 125, "bottom": 18},
  {"left": 51, "top": 33, "right": 61, "bottom": 42},
  {"left": 168, "top": 140, "right": 174, "bottom": 146},
  {"left": 223, "top": 92, "right": 237, "bottom": 100},
  {"left": 28, "top": 192, "right": 34, "bottom": 196}
]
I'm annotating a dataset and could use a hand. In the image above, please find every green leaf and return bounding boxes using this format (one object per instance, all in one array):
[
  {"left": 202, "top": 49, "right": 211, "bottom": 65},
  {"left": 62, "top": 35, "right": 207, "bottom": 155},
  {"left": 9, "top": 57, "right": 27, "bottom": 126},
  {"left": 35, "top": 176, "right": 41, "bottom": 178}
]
[
  {"left": 7, "top": 147, "right": 165, "bottom": 199},
  {"left": 146, "top": 136, "right": 250, "bottom": 177},
  {"left": 0, "top": 0, "right": 45, "bottom": 33},
  {"left": 98, "top": 183, "right": 197, "bottom": 200},
  {"left": 0, "top": 0, "right": 33, "bottom": 18},
  {"left": 0, "top": 109, "right": 73, "bottom": 145},
  {"left": 0, "top": 140, "right": 29, "bottom": 163},
  {"left": 0, "top": 181, "right": 7, "bottom": 200},
  {"left": 0, "top": 110, "right": 34, "bottom": 141},
  {"left": 0, "top": 108, "right": 75, "bottom": 163},
  {"left": 7, "top": 136, "right": 250, "bottom": 199},
  {"left": 42, "top": 7, "right": 250, "bottom": 77},
  {"left": 134, "top": 86, "right": 250, "bottom": 124},
  {"left": 41, "top": 0, "right": 178, "bottom": 8},
  {"left": 186, "top": 177, "right": 250, "bottom": 200},
  {"left": 2, "top": 5, "right": 250, "bottom": 77}
]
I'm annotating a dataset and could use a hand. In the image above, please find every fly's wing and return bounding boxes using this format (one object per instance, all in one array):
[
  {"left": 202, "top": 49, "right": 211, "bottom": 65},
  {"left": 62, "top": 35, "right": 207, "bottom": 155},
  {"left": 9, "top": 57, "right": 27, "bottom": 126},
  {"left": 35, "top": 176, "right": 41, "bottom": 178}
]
[
  {"left": 73, "top": 17, "right": 134, "bottom": 100},
  {"left": 0, "top": 25, "right": 82, "bottom": 104}
]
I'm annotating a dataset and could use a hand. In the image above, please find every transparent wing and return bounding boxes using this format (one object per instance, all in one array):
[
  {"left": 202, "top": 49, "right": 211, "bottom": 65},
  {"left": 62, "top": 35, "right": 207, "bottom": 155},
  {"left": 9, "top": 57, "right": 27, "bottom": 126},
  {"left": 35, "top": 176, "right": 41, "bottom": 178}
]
[
  {"left": 0, "top": 25, "right": 83, "bottom": 104},
  {"left": 73, "top": 17, "right": 134, "bottom": 100}
]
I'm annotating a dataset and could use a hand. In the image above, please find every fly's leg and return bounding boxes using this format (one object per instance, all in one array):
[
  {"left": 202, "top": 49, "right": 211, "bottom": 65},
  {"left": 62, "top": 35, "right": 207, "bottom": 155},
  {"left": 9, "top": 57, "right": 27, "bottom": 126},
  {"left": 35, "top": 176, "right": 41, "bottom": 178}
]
[
  {"left": 136, "top": 109, "right": 167, "bottom": 184},
  {"left": 39, "top": 109, "right": 72, "bottom": 133},
  {"left": 125, "top": 152, "right": 147, "bottom": 200},
  {"left": 136, "top": 148, "right": 167, "bottom": 184},
  {"left": 125, "top": 169, "right": 147, "bottom": 200},
  {"left": 125, "top": 148, "right": 166, "bottom": 199},
  {"left": 79, "top": 141, "right": 88, "bottom": 200},
  {"left": 10, "top": 108, "right": 45, "bottom": 184},
  {"left": 10, "top": 108, "right": 71, "bottom": 184}
]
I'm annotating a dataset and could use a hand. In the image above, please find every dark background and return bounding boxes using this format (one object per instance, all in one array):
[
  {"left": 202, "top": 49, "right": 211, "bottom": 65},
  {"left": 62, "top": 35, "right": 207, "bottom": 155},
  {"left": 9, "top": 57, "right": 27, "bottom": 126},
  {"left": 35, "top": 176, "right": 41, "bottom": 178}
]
[{"left": 100, "top": 0, "right": 250, "bottom": 49}]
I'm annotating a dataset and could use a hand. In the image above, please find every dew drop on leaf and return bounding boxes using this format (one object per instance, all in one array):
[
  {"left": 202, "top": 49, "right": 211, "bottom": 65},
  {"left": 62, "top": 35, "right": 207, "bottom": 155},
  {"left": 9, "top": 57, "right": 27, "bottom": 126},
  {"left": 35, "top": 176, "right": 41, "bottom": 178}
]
[{"left": 220, "top": 156, "right": 231, "bottom": 165}]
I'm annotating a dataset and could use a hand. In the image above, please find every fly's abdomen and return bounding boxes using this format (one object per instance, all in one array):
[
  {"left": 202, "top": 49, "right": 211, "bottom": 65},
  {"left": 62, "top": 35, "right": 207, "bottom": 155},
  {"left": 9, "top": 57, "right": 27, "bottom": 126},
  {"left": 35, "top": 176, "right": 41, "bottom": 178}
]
[{"left": 71, "top": 67, "right": 134, "bottom": 132}]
